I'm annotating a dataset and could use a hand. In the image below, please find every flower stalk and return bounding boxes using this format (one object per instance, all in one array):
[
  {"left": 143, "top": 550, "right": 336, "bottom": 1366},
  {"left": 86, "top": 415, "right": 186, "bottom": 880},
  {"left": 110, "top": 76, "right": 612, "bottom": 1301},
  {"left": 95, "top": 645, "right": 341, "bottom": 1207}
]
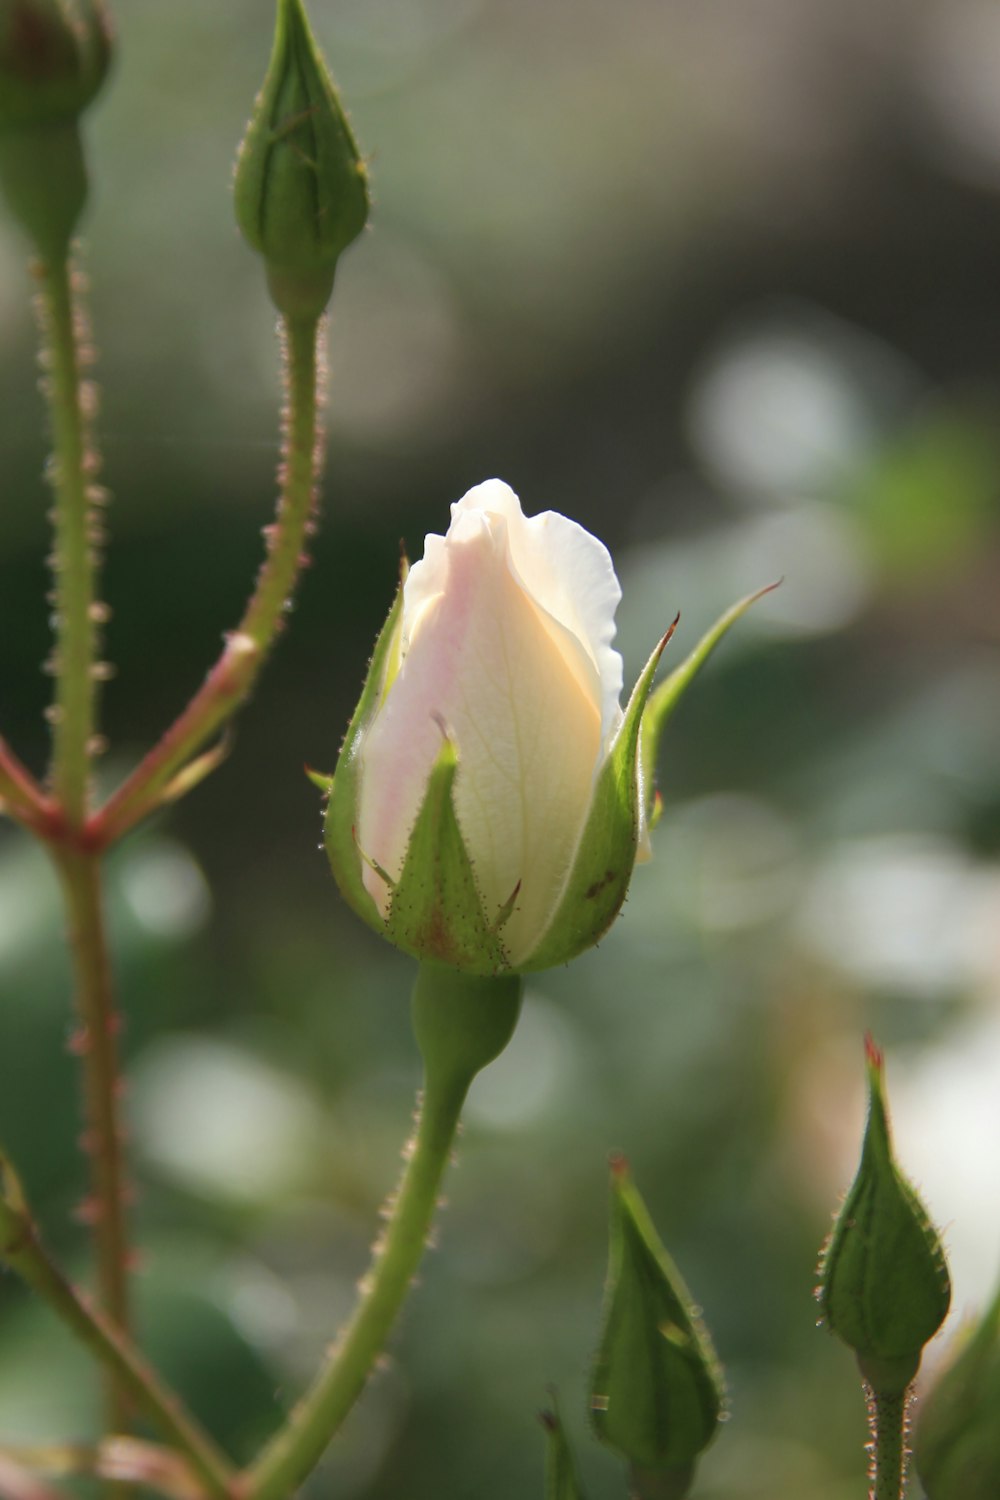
[
  {"left": 0, "top": 1153, "right": 234, "bottom": 1499},
  {"left": 36, "top": 251, "right": 102, "bottom": 825},
  {"left": 242, "top": 964, "right": 522, "bottom": 1500},
  {"left": 94, "top": 312, "right": 324, "bottom": 844},
  {"left": 868, "top": 1386, "right": 909, "bottom": 1500},
  {"left": 31, "top": 244, "right": 133, "bottom": 1461}
]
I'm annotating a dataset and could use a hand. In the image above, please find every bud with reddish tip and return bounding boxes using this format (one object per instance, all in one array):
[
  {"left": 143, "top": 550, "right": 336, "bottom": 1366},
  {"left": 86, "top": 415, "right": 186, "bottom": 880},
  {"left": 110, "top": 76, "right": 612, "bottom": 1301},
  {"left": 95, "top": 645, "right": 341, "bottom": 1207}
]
[
  {"left": 818, "top": 1036, "right": 951, "bottom": 1396},
  {"left": 0, "top": 0, "right": 113, "bottom": 255}
]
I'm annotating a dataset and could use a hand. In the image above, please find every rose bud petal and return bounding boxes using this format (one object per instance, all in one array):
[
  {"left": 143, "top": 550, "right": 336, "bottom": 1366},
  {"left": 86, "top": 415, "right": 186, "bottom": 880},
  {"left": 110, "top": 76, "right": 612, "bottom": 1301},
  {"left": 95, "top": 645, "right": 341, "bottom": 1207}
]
[{"left": 324, "top": 480, "right": 767, "bottom": 974}]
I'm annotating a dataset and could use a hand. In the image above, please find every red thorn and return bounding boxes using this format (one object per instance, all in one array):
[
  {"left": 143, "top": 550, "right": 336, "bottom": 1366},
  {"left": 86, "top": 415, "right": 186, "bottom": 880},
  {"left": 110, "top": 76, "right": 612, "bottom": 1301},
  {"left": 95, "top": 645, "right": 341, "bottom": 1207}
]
[
  {"left": 67, "top": 1026, "right": 89, "bottom": 1056},
  {"left": 864, "top": 1032, "right": 884, "bottom": 1072},
  {"left": 538, "top": 1410, "right": 558, "bottom": 1433},
  {"left": 608, "top": 1150, "right": 629, "bottom": 1180}
]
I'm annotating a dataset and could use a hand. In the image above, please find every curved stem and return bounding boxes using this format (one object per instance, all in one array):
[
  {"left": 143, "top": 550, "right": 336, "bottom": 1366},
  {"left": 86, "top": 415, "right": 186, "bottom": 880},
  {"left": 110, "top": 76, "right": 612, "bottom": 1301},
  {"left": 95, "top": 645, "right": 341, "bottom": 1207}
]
[
  {"left": 34, "top": 253, "right": 102, "bottom": 825},
  {"left": 94, "top": 313, "right": 323, "bottom": 844},
  {"left": 243, "top": 1072, "right": 463, "bottom": 1500},
  {"left": 240, "top": 966, "right": 523, "bottom": 1500},
  {"left": 51, "top": 847, "right": 131, "bottom": 1436},
  {"left": 0, "top": 1168, "right": 234, "bottom": 1498},
  {"left": 867, "top": 1385, "right": 910, "bottom": 1500}
]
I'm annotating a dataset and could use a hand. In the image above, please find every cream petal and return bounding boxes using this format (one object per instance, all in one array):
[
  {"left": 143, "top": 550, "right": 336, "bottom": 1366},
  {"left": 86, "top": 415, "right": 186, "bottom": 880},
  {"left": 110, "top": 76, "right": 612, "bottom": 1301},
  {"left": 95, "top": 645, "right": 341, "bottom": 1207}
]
[
  {"left": 449, "top": 479, "right": 623, "bottom": 751},
  {"left": 358, "top": 507, "right": 605, "bottom": 964}
]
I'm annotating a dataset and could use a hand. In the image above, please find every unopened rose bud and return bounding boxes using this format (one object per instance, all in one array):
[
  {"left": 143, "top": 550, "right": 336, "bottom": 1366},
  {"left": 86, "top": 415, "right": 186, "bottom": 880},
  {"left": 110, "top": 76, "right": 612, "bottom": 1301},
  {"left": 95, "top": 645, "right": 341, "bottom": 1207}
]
[
  {"left": 540, "top": 1402, "right": 588, "bottom": 1500},
  {"left": 818, "top": 1036, "right": 951, "bottom": 1396},
  {"left": 589, "top": 1156, "right": 724, "bottom": 1491},
  {"left": 0, "top": 0, "right": 112, "bottom": 255},
  {"left": 325, "top": 480, "right": 670, "bottom": 975},
  {"left": 233, "top": 0, "right": 368, "bottom": 321},
  {"left": 915, "top": 1281, "right": 1000, "bottom": 1500}
]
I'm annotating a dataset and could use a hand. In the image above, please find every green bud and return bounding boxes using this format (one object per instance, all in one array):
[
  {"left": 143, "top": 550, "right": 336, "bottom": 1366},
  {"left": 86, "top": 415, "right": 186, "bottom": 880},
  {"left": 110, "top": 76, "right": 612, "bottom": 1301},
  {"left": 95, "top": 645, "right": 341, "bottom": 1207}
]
[
  {"left": 0, "top": 0, "right": 111, "bottom": 128},
  {"left": 915, "top": 1281, "right": 1000, "bottom": 1500},
  {"left": 818, "top": 1036, "right": 951, "bottom": 1396},
  {"left": 0, "top": 0, "right": 112, "bottom": 256},
  {"left": 233, "top": 0, "right": 368, "bottom": 321},
  {"left": 590, "top": 1156, "right": 724, "bottom": 1489},
  {"left": 540, "top": 1401, "right": 588, "bottom": 1500}
]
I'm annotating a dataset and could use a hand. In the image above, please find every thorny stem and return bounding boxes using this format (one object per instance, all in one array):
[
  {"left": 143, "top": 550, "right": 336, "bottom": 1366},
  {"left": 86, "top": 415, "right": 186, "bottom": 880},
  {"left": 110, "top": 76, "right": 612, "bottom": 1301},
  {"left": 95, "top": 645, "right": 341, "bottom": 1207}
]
[
  {"left": 242, "top": 1075, "right": 465, "bottom": 1500},
  {"left": 0, "top": 1176, "right": 234, "bottom": 1498},
  {"left": 34, "top": 254, "right": 104, "bottom": 825},
  {"left": 241, "top": 968, "right": 523, "bottom": 1500},
  {"left": 867, "top": 1385, "right": 910, "bottom": 1500},
  {"left": 94, "top": 313, "right": 324, "bottom": 844},
  {"left": 51, "top": 848, "right": 132, "bottom": 1440},
  {"left": 32, "top": 252, "right": 133, "bottom": 1472}
]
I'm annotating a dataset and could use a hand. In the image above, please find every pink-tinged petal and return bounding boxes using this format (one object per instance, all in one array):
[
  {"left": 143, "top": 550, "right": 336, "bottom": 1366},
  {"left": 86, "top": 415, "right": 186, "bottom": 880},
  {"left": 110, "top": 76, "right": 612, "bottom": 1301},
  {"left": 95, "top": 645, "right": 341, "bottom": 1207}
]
[
  {"left": 449, "top": 480, "right": 623, "bottom": 750},
  {"left": 358, "top": 505, "right": 605, "bottom": 964}
]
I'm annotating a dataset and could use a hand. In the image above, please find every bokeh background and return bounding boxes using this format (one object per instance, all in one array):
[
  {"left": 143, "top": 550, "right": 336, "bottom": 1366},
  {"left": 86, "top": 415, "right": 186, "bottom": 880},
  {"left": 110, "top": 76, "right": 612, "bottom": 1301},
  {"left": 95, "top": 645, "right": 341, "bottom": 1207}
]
[{"left": 2, "top": 0, "right": 1000, "bottom": 1496}]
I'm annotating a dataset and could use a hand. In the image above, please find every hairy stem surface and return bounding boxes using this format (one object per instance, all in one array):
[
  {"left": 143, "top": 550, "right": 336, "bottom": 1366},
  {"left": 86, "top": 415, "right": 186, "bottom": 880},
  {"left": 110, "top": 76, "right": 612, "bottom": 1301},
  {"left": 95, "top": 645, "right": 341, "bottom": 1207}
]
[
  {"left": 0, "top": 1179, "right": 234, "bottom": 1498},
  {"left": 242, "top": 967, "right": 522, "bottom": 1500},
  {"left": 95, "top": 313, "right": 323, "bottom": 842},
  {"left": 35, "top": 254, "right": 102, "bottom": 824},
  {"left": 53, "top": 847, "right": 131, "bottom": 1435},
  {"left": 868, "top": 1385, "right": 910, "bottom": 1500}
]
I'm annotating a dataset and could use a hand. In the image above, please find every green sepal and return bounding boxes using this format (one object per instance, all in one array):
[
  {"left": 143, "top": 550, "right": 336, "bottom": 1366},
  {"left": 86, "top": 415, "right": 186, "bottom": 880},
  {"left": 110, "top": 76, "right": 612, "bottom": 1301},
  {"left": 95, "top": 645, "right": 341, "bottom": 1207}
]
[
  {"left": 641, "top": 583, "right": 778, "bottom": 828},
  {"left": 522, "top": 629, "right": 671, "bottom": 972},
  {"left": 385, "top": 738, "right": 509, "bottom": 975},
  {"left": 324, "top": 588, "right": 402, "bottom": 934},
  {"left": 233, "top": 0, "right": 368, "bottom": 320},
  {"left": 818, "top": 1037, "right": 951, "bottom": 1396},
  {"left": 915, "top": 1280, "right": 1000, "bottom": 1500},
  {"left": 541, "top": 1401, "right": 588, "bottom": 1500},
  {"left": 305, "top": 766, "right": 333, "bottom": 793},
  {"left": 590, "top": 1157, "right": 724, "bottom": 1477}
]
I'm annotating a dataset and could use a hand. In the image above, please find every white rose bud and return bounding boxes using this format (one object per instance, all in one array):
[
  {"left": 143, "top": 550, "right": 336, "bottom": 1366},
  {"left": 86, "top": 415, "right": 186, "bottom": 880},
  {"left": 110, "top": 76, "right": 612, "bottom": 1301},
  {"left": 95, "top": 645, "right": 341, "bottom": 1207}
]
[{"left": 324, "top": 479, "right": 768, "bottom": 975}]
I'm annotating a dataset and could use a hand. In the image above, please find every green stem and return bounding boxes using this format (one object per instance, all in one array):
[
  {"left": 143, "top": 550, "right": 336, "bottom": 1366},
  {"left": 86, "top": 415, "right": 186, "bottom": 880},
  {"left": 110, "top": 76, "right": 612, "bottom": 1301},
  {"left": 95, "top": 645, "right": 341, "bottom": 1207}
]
[
  {"left": 0, "top": 1171, "right": 234, "bottom": 1498},
  {"left": 35, "top": 253, "right": 101, "bottom": 825},
  {"left": 868, "top": 1386, "right": 909, "bottom": 1500},
  {"left": 94, "top": 313, "right": 323, "bottom": 844},
  {"left": 51, "top": 847, "right": 132, "bottom": 1438},
  {"left": 241, "top": 966, "right": 523, "bottom": 1500}
]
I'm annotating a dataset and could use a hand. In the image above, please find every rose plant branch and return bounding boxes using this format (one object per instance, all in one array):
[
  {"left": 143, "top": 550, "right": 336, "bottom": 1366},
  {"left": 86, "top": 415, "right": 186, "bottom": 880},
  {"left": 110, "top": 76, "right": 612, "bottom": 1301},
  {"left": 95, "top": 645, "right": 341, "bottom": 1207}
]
[
  {"left": 869, "top": 1387, "right": 908, "bottom": 1500},
  {"left": 0, "top": 735, "right": 55, "bottom": 836},
  {"left": 0, "top": 1154, "right": 235, "bottom": 1499},
  {"left": 36, "top": 253, "right": 104, "bottom": 824},
  {"left": 93, "top": 312, "right": 324, "bottom": 845},
  {"left": 28, "top": 238, "right": 137, "bottom": 1456},
  {"left": 242, "top": 966, "right": 523, "bottom": 1500}
]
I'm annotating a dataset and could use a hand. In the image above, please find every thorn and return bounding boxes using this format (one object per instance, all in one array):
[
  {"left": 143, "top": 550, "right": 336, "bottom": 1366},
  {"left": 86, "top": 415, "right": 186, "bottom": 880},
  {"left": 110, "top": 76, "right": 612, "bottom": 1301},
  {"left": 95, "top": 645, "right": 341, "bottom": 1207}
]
[{"left": 67, "top": 1026, "right": 89, "bottom": 1056}]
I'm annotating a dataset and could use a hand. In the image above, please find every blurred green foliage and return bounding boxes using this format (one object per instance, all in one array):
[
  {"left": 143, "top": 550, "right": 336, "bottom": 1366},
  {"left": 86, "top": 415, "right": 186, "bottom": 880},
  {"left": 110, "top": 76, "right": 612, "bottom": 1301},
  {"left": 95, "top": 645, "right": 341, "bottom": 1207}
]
[{"left": 2, "top": 2, "right": 1000, "bottom": 1498}]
